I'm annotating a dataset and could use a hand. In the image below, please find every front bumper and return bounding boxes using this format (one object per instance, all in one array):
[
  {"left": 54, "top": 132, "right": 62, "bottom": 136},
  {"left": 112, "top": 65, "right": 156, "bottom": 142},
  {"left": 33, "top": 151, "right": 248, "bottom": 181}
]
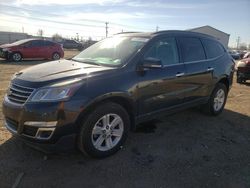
[
  {"left": 2, "top": 95, "right": 84, "bottom": 152},
  {"left": 0, "top": 49, "right": 8, "bottom": 59}
]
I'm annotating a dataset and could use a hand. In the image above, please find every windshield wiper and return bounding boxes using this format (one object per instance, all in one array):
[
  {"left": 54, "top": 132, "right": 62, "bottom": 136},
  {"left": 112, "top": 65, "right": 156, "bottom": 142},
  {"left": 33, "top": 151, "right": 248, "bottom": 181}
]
[{"left": 71, "top": 58, "right": 102, "bottom": 66}]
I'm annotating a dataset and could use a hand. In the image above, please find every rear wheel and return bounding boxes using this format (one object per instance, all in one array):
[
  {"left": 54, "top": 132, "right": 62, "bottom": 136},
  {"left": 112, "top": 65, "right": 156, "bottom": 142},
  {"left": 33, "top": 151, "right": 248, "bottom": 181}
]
[
  {"left": 202, "top": 83, "right": 228, "bottom": 116},
  {"left": 11, "top": 52, "right": 22, "bottom": 62},
  {"left": 78, "top": 102, "right": 130, "bottom": 158},
  {"left": 52, "top": 52, "right": 60, "bottom": 60}
]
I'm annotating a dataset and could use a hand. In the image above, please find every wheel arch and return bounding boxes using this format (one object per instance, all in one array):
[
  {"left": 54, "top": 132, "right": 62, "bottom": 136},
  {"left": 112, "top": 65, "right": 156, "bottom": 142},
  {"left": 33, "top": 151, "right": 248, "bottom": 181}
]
[
  {"left": 217, "top": 76, "right": 230, "bottom": 91},
  {"left": 76, "top": 94, "right": 136, "bottom": 131},
  {"left": 10, "top": 51, "right": 23, "bottom": 57},
  {"left": 9, "top": 51, "right": 23, "bottom": 61}
]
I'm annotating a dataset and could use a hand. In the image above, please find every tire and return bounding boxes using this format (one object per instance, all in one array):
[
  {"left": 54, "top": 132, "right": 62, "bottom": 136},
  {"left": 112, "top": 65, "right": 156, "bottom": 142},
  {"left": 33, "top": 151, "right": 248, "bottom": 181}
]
[
  {"left": 11, "top": 52, "right": 22, "bottom": 62},
  {"left": 52, "top": 52, "right": 60, "bottom": 60},
  {"left": 202, "top": 83, "right": 228, "bottom": 116},
  {"left": 78, "top": 102, "right": 130, "bottom": 158},
  {"left": 237, "top": 72, "right": 243, "bottom": 83},
  {"left": 77, "top": 46, "right": 83, "bottom": 51},
  {"left": 237, "top": 76, "right": 243, "bottom": 83}
]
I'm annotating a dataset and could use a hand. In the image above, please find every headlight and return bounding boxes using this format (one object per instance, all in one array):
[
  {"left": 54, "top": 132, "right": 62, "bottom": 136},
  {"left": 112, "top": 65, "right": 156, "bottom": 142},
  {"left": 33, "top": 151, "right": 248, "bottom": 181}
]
[
  {"left": 30, "top": 79, "right": 83, "bottom": 102},
  {"left": 2, "top": 48, "right": 10, "bottom": 52}
]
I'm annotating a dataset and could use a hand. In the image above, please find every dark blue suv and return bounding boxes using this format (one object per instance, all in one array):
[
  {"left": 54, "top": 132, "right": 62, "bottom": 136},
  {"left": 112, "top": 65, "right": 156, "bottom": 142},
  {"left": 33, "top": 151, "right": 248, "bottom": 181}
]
[{"left": 2, "top": 31, "right": 234, "bottom": 158}]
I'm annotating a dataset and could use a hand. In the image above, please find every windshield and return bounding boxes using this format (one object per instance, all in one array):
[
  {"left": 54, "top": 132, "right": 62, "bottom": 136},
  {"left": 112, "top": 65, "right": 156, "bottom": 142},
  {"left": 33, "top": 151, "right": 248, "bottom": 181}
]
[
  {"left": 72, "top": 36, "right": 149, "bottom": 66},
  {"left": 11, "top": 39, "right": 33, "bottom": 45}
]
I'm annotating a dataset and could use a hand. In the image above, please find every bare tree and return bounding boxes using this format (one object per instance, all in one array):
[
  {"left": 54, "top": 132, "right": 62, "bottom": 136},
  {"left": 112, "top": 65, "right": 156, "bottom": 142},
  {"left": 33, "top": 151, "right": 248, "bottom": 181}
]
[
  {"left": 52, "top": 33, "right": 63, "bottom": 42},
  {"left": 37, "top": 29, "right": 44, "bottom": 37},
  {"left": 239, "top": 43, "right": 247, "bottom": 50}
]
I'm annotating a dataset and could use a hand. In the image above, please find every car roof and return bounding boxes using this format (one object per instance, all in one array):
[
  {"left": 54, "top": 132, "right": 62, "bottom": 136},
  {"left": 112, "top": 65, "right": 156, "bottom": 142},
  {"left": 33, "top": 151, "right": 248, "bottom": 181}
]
[{"left": 116, "top": 30, "right": 216, "bottom": 40}]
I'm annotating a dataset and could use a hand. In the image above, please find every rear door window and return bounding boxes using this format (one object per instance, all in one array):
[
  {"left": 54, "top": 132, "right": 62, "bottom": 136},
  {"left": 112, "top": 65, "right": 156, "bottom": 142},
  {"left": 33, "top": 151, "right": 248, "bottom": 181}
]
[
  {"left": 178, "top": 37, "right": 205, "bottom": 62},
  {"left": 202, "top": 39, "right": 225, "bottom": 59},
  {"left": 144, "top": 37, "right": 179, "bottom": 66},
  {"left": 30, "top": 40, "right": 43, "bottom": 47},
  {"left": 44, "top": 41, "right": 54, "bottom": 46}
]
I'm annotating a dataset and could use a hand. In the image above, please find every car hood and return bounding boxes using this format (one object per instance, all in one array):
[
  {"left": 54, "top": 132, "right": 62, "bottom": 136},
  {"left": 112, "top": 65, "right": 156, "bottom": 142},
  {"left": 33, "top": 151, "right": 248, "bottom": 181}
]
[
  {"left": 14, "top": 59, "right": 115, "bottom": 83},
  {"left": 0, "top": 43, "right": 17, "bottom": 48}
]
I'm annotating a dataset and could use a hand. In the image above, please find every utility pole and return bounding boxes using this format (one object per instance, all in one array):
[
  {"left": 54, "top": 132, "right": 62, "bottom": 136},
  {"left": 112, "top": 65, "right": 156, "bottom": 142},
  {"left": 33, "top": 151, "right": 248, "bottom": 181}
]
[
  {"left": 156, "top": 26, "right": 159, "bottom": 32},
  {"left": 105, "top": 22, "right": 109, "bottom": 37},
  {"left": 236, "top": 36, "right": 240, "bottom": 50}
]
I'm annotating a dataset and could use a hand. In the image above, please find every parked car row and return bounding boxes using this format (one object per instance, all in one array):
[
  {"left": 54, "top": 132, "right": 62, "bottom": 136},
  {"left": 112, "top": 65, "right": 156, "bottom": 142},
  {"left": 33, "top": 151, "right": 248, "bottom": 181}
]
[
  {"left": 59, "top": 39, "right": 97, "bottom": 51},
  {"left": 60, "top": 39, "right": 84, "bottom": 51},
  {"left": 0, "top": 39, "right": 64, "bottom": 62},
  {"left": 0, "top": 38, "right": 99, "bottom": 62},
  {"left": 228, "top": 50, "right": 250, "bottom": 60}
]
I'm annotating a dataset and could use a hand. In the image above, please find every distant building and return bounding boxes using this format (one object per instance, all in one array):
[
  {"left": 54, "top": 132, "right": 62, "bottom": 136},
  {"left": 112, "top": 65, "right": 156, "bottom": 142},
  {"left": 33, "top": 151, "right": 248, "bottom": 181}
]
[
  {"left": 189, "top": 25, "right": 230, "bottom": 48},
  {"left": 0, "top": 31, "right": 31, "bottom": 44}
]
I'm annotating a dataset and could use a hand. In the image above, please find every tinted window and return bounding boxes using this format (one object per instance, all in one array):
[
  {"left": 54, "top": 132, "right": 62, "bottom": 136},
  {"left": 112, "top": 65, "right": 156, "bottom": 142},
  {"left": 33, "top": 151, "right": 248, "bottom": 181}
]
[
  {"left": 202, "top": 39, "right": 225, "bottom": 59},
  {"left": 179, "top": 37, "right": 205, "bottom": 62},
  {"left": 144, "top": 37, "right": 179, "bottom": 66},
  {"left": 44, "top": 41, "right": 54, "bottom": 46},
  {"left": 30, "top": 40, "right": 43, "bottom": 47}
]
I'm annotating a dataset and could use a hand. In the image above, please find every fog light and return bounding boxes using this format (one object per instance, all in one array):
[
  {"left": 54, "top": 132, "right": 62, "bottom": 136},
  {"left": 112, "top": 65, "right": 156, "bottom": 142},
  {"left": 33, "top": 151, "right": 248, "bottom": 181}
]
[
  {"left": 24, "top": 121, "right": 57, "bottom": 127},
  {"left": 36, "top": 127, "right": 55, "bottom": 140}
]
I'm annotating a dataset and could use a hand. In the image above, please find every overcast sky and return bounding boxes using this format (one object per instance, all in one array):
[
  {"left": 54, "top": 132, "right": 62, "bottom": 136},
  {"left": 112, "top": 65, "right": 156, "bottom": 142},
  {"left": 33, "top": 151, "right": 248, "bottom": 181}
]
[{"left": 0, "top": 0, "right": 249, "bottom": 47}]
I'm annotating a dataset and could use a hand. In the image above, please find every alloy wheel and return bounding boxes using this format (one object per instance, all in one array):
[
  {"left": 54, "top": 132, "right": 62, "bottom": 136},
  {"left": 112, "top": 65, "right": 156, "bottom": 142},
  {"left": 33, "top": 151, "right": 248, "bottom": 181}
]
[
  {"left": 91, "top": 113, "right": 124, "bottom": 151},
  {"left": 213, "top": 88, "right": 225, "bottom": 111},
  {"left": 12, "top": 53, "right": 21, "bottom": 62}
]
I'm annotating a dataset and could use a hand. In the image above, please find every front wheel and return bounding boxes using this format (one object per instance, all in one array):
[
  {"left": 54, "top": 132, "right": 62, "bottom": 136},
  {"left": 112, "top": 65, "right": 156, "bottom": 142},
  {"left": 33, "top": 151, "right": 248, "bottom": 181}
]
[
  {"left": 77, "top": 102, "right": 130, "bottom": 158},
  {"left": 202, "top": 83, "right": 228, "bottom": 116},
  {"left": 11, "top": 52, "right": 22, "bottom": 62}
]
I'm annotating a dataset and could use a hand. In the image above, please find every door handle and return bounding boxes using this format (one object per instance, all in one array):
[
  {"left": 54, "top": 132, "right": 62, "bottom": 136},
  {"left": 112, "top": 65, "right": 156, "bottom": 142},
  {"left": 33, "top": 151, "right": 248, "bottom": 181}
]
[
  {"left": 176, "top": 72, "right": 185, "bottom": 77},
  {"left": 207, "top": 67, "right": 214, "bottom": 72}
]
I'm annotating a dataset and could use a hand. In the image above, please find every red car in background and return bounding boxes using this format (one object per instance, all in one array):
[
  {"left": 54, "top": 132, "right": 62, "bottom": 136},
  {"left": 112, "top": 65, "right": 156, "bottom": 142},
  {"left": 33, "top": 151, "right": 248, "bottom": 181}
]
[
  {"left": 235, "top": 58, "right": 250, "bottom": 83},
  {"left": 0, "top": 39, "right": 64, "bottom": 62}
]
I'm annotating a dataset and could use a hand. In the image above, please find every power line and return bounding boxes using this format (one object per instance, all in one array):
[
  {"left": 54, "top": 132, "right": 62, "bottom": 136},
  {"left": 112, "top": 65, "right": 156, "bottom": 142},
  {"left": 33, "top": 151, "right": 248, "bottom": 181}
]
[
  {"left": 0, "top": 4, "right": 105, "bottom": 24},
  {"left": 0, "top": 4, "right": 151, "bottom": 31},
  {"left": 0, "top": 12, "right": 105, "bottom": 28},
  {"left": 0, "top": 18, "right": 105, "bottom": 36}
]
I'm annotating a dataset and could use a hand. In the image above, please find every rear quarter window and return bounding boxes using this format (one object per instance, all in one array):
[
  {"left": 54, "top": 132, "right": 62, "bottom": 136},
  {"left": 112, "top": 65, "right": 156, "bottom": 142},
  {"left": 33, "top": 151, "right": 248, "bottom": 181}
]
[
  {"left": 178, "top": 37, "right": 205, "bottom": 62},
  {"left": 202, "top": 39, "right": 225, "bottom": 59}
]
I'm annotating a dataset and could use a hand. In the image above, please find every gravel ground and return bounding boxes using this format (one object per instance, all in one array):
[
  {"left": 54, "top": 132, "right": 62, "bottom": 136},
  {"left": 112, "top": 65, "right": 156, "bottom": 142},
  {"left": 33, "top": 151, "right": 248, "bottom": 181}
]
[{"left": 0, "top": 52, "right": 249, "bottom": 188}]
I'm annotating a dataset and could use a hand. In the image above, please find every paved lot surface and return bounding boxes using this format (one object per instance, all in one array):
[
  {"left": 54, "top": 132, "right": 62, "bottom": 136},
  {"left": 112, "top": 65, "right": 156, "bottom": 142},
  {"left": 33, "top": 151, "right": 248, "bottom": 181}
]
[{"left": 0, "top": 53, "right": 250, "bottom": 188}]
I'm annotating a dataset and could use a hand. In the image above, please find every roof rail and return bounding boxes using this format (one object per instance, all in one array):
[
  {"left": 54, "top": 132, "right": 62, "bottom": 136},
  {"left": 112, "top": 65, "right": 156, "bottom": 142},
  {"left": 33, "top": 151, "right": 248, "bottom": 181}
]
[
  {"left": 115, "top": 32, "right": 140, "bottom": 35},
  {"left": 153, "top": 30, "right": 182, "bottom": 34}
]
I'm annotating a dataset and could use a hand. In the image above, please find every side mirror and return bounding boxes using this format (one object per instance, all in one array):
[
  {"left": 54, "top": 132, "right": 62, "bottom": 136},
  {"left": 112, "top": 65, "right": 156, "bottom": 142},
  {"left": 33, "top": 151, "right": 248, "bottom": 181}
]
[{"left": 142, "top": 57, "right": 163, "bottom": 69}]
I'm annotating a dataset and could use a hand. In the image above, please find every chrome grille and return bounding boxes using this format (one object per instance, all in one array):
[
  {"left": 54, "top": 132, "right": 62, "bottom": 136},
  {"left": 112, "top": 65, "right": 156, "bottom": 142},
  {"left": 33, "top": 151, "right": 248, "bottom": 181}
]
[{"left": 7, "top": 83, "right": 34, "bottom": 104}]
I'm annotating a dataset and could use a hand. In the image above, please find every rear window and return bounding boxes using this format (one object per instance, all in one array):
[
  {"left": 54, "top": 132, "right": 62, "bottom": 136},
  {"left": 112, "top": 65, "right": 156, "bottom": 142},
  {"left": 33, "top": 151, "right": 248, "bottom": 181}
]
[
  {"left": 202, "top": 39, "right": 225, "bottom": 59},
  {"left": 178, "top": 37, "right": 205, "bottom": 62}
]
